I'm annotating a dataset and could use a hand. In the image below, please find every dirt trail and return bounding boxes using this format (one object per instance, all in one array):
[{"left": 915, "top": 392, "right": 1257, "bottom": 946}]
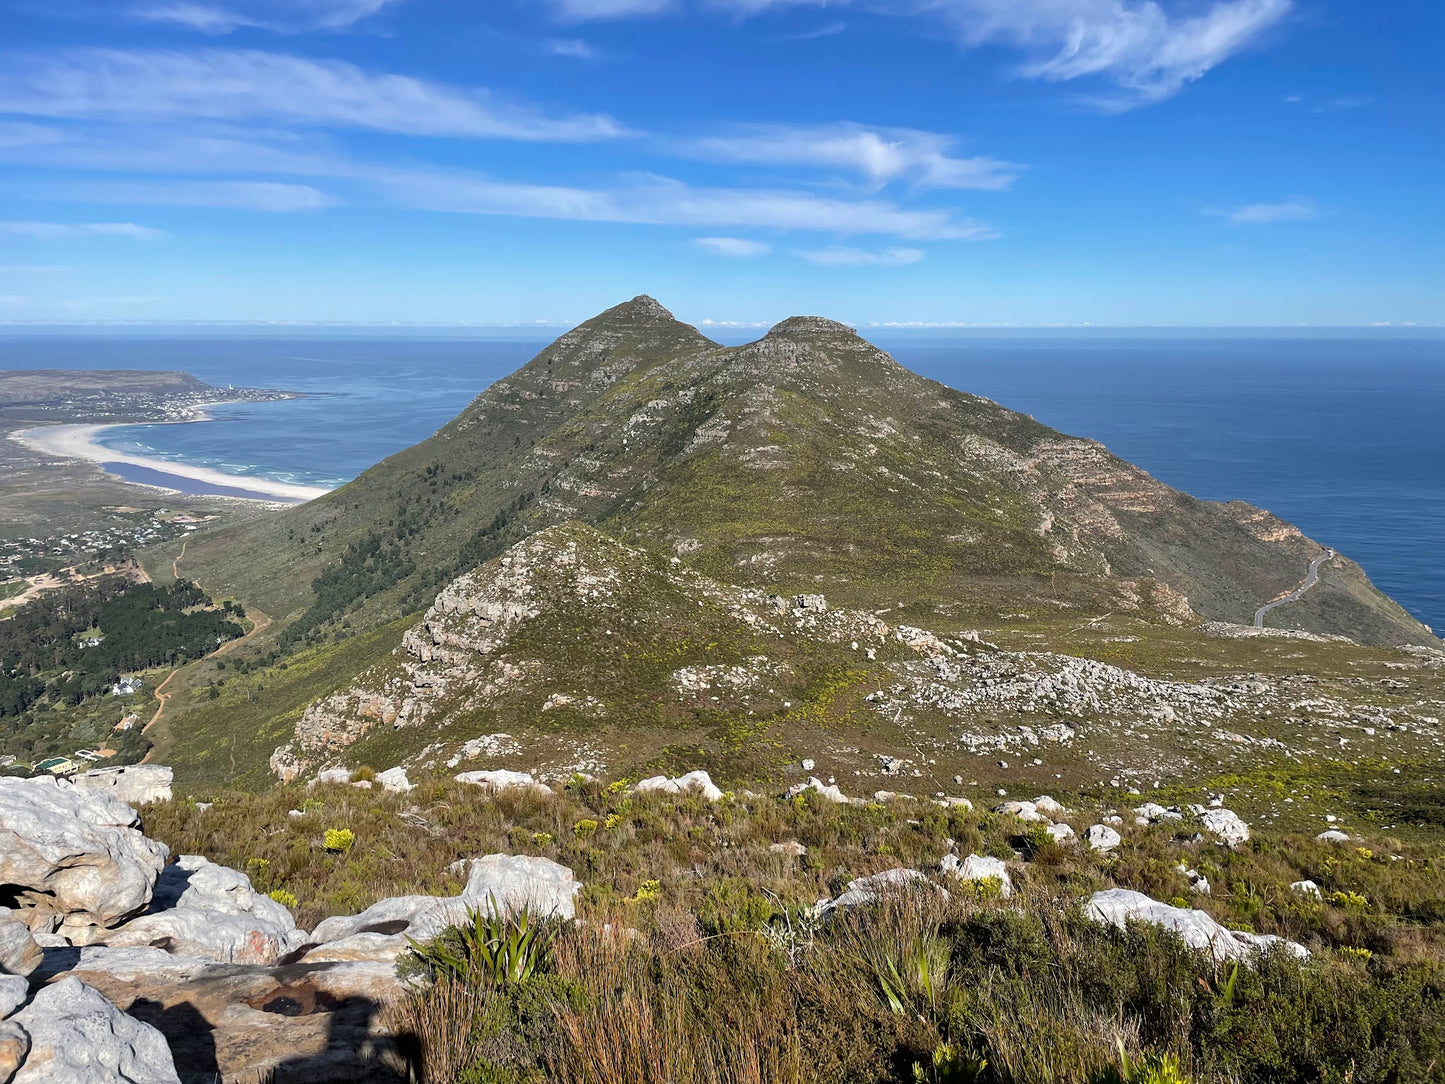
[{"left": 172, "top": 537, "right": 188, "bottom": 580}]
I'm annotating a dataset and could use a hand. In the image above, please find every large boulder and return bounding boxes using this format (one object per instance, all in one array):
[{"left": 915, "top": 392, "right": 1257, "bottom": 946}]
[
  {"left": 453, "top": 769, "right": 551, "bottom": 796},
  {"left": 0, "top": 779, "right": 167, "bottom": 936},
  {"left": 1085, "top": 824, "right": 1123, "bottom": 853},
  {"left": 10, "top": 977, "right": 180, "bottom": 1083},
  {"left": 1193, "top": 806, "right": 1250, "bottom": 847},
  {"left": 307, "top": 854, "right": 581, "bottom": 962},
  {"left": 634, "top": 771, "right": 723, "bottom": 802},
  {"left": 0, "top": 975, "right": 28, "bottom": 1019},
  {"left": 1086, "top": 889, "right": 1307, "bottom": 963},
  {"left": 0, "top": 913, "right": 41, "bottom": 978},
  {"left": 815, "top": 868, "right": 943, "bottom": 917},
  {"left": 941, "top": 854, "right": 1012, "bottom": 897},
  {"left": 94, "top": 856, "right": 305, "bottom": 965},
  {"left": 70, "top": 767, "right": 173, "bottom": 807},
  {"left": 0, "top": 1020, "right": 28, "bottom": 1084},
  {"left": 786, "top": 777, "right": 853, "bottom": 804}
]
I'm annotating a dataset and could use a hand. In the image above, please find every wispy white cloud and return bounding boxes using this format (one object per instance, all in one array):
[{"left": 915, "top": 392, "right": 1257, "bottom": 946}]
[
  {"left": 1205, "top": 197, "right": 1320, "bottom": 225},
  {"left": 381, "top": 169, "right": 996, "bottom": 240},
  {"left": 794, "top": 245, "right": 923, "bottom": 267},
  {"left": 695, "top": 236, "right": 772, "bottom": 256},
  {"left": 127, "top": 0, "right": 400, "bottom": 34},
  {"left": 19, "top": 180, "right": 330, "bottom": 212},
  {"left": 678, "top": 123, "right": 1022, "bottom": 190},
  {"left": 545, "top": 0, "right": 1292, "bottom": 104},
  {"left": 0, "top": 221, "right": 166, "bottom": 240},
  {"left": 544, "top": 38, "right": 601, "bottom": 59},
  {"left": 0, "top": 49, "right": 628, "bottom": 142}
]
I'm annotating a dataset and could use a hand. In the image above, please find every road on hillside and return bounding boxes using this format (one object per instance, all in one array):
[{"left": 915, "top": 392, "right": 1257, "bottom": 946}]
[{"left": 1254, "top": 548, "right": 1336, "bottom": 628}]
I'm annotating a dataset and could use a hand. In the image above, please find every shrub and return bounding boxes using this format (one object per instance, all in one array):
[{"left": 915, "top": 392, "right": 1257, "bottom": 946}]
[
  {"left": 268, "top": 888, "right": 299, "bottom": 909},
  {"left": 323, "top": 827, "right": 355, "bottom": 853},
  {"left": 574, "top": 819, "right": 599, "bottom": 839}
]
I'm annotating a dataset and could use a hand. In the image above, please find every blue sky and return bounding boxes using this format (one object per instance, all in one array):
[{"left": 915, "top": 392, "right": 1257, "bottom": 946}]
[{"left": 0, "top": 0, "right": 1439, "bottom": 328}]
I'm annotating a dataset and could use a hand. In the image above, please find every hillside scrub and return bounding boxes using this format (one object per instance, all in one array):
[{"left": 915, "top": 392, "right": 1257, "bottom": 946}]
[{"left": 143, "top": 778, "right": 1445, "bottom": 1081}]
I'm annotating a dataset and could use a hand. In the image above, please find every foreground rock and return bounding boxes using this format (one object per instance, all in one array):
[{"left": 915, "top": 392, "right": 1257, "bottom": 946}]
[
  {"left": 940, "top": 854, "right": 1012, "bottom": 897},
  {"left": 0, "top": 779, "right": 168, "bottom": 937},
  {"left": 1086, "top": 889, "right": 1307, "bottom": 962},
  {"left": 70, "top": 766, "right": 173, "bottom": 807},
  {"left": 37, "top": 951, "right": 402, "bottom": 1084},
  {"left": 10, "top": 977, "right": 180, "bottom": 1084},
  {"left": 815, "top": 868, "right": 943, "bottom": 917},
  {"left": 453, "top": 769, "right": 550, "bottom": 795},
  {"left": 93, "top": 856, "right": 305, "bottom": 965}
]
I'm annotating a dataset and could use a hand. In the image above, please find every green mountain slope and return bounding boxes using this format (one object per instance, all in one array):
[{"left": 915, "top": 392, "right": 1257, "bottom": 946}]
[{"left": 166, "top": 295, "right": 1433, "bottom": 650}]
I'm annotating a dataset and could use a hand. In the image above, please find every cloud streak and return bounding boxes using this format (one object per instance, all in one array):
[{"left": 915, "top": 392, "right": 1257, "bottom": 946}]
[
  {"left": 695, "top": 236, "right": 772, "bottom": 256},
  {"left": 0, "top": 221, "right": 166, "bottom": 240},
  {"left": 127, "top": 0, "right": 400, "bottom": 34},
  {"left": 794, "top": 245, "right": 923, "bottom": 267},
  {"left": 0, "top": 48, "right": 628, "bottom": 142},
  {"left": 1205, "top": 197, "right": 1319, "bottom": 224},
  {"left": 678, "top": 123, "right": 1023, "bottom": 190}
]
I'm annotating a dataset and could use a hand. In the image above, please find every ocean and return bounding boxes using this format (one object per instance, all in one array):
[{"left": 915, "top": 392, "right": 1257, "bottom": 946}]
[{"left": 2, "top": 332, "right": 1441, "bottom": 634}]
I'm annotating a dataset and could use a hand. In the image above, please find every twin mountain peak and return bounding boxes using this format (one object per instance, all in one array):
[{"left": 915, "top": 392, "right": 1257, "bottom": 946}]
[{"left": 165, "top": 295, "right": 1435, "bottom": 780}]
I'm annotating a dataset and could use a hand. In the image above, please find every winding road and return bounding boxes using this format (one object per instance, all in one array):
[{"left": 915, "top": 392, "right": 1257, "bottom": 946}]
[{"left": 1254, "top": 548, "right": 1336, "bottom": 628}]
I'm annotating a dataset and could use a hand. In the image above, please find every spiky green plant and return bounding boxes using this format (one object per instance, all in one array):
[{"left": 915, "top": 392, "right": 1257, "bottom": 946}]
[{"left": 406, "top": 897, "right": 559, "bottom": 987}]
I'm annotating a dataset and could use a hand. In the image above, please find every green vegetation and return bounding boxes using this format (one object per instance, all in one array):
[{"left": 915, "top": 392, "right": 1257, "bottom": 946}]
[{"left": 146, "top": 778, "right": 1445, "bottom": 1083}]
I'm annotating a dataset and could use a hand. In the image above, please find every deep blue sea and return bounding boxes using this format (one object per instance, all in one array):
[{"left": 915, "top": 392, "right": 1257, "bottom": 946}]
[{"left": 2, "top": 332, "right": 1441, "bottom": 634}]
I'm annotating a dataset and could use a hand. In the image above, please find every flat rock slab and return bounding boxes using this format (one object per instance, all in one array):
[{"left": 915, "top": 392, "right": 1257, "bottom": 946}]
[{"left": 45, "top": 954, "right": 407, "bottom": 1084}]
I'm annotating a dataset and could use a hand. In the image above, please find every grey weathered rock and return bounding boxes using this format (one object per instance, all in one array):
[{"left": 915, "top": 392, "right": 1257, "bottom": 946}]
[
  {"left": 940, "top": 853, "right": 1012, "bottom": 897},
  {"left": 311, "top": 767, "right": 352, "bottom": 786},
  {"left": 769, "top": 841, "right": 807, "bottom": 858},
  {"left": 1086, "top": 889, "right": 1307, "bottom": 963},
  {"left": 815, "top": 868, "right": 941, "bottom": 916},
  {"left": 11, "top": 977, "right": 180, "bottom": 1084},
  {"left": 1133, "top": 802, "right": 1184, "bottom": 826},
  {"left": 0, "top": 975, "right": 28, "bottom": 1019},
  {"left": 454, "top": 769, "right": 551, "bottom": 796},
  {"left": 634, "top": 771, "right": 723, "bottom": 802},
  {"left": 376, "top": 767, "right": 413, "bottom": 793},
  {"left": 0, "top": 778, "right": 167, "bottom": 935},
  {"left": 70, "top": 766, "right": 173, "bottom": 807},
  {"left": 1194, "top": 807, "right": 1250, "bottom": 847},
  {"left": 1317, "top": 829, "right": 1350, "bottom": 843},
  {"left": 94, "top": 856, "right": 304, "bottom": 965},
  {"left": 1033, "top": 795, "right": 1067, "bottom": 817},
  {"left": 0, "top": 913, "right": 41, "bottom": 978},
  {"left": 787, "top": 777, "right": 852, "bottom": 804},
  {"left": 1085, "top": 824, "right": 1122, "bottom": 853},
  {"left": 994, "top": 800, "right": 1050, "bottom": 823},
  {"left": 0, "top": 1019, "right": 28, "bottom": 1084},
  {"left": 309, "top": 854, "right": 581, "bottom": 955},
  {"left": 1290, "top": 879, "right": 1322, "bottom": 898},
  {"left": 1045, "top": 823, "right": 1076, "bottom": 844}
]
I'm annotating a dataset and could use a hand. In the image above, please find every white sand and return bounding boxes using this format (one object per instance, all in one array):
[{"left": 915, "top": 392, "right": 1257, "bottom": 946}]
[{"left": 14, "top": 421, "right": 331, "bottom": 503}]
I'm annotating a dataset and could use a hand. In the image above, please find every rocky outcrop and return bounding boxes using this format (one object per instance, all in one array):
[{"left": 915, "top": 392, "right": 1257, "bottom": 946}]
[
  {"left": 93, "top": 856, "right": 304, "bottom": 965},
  {"left": 10, "top": 977, "right": 180, "bottom": 1084},
  {"left": 70, "top": 766, "right": 173, "bottom": 807},
  {"left": 1086, "top": 889, "right": 1307, "bottom": 962},
  {"left": 0, "top": 778, "right": 168, "bottom": 937},
  {"left": 454, "top": 769, "right": 551, "bottom": 796}
]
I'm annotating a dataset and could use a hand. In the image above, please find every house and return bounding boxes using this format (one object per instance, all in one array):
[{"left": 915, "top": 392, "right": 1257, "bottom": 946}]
[
  {"left": 114, "top": 714, "right": 138, "bottom": 731},
  {"left": 111, "top": 678, "right": 143, "bottom": 696},
  {"left": 35, "top": 757, "right": 76, "bottom": 777}
]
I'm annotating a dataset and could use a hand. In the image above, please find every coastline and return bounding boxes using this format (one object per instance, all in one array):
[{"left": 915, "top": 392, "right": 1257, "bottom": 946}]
[{"left": 12, "top": 410, "right": 331, "bottom": 503}]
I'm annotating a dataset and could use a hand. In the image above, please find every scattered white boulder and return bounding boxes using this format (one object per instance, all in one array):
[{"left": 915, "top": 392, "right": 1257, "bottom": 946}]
[
  {"left": 1033, "top": 795, "right": 1067, "bottom": 817},
  {"left": 0, "top": 778, "right": 168, "bottom": 936},
  {"left": 1133, "top": 802, "right": 1183, "bottom": 826},
  {"left": 1192, "top": 807, "right": 1250, "bottom": 847},
  {"left": 1290, "top": 880, "right": 1322, "bottom": 898},
  {"left": 310, "top": 768, "right": 352, "bottom": 786},
  {"left": 376, "top": 767, "right": 413, "bottom": 794},
  {"left": 787, "top": 777, "right": 852, "bottom": 804},
  {"left": 1085, "top": 824, "right": 1122, "bottom": 853},
  {"left": 454, "top": 769, "right": 552, "bottom": 796},
  {"left": 1177, "top": 864, "right": 1211, "bottom": 896},
  {"left": 937, "top": 797, "right": 974, "bottom": 810},
  {"left": 994, "top": 800, "right": 1050, "bottom": 823},
  {"left": 815, "top": 868, "right": 942, "bottom": 917},
  {"left": 800, "top": 759, "right": 815, "bottom": 771},
  {"left": 308, "top": 854, "right": 582, "bottom": 960},
  {"left": 10, "top": 977, "right": 181, "bottom": 1084},
  {"left": 634, "top": 771, "right": 723, "bottom": 802},
  {"left": 1317, "top": 830, "right": 1350, "bottom": 843},
  {"left": 769, "top": 841, "right": 807, "bottom": 858},
  {"left": 93, "top": 856, "right": 304, "bottom": 965},
  {"left": 0, "top": 913, "right": 41, "bottom": 977},
  {"left": 70, "top": 766, "right": 173, "bottom": 807},
  {"left": 1086, "top": 889, "right": 1308, "bottom": 963},
  {"left": 1046, "top": 823, "right": 1076, "bottom": 844},
  {"left": 940, "top": 854, "right": 1012, "bottom": 897}
]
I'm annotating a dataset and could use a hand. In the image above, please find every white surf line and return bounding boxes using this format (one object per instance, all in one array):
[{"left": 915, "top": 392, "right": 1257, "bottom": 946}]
[
  {"left": 12, "top": 415, "right": 331, "bottom": 503},
  {"left": 1254, "top": 548, "right": 1336, "bottom": 628}
]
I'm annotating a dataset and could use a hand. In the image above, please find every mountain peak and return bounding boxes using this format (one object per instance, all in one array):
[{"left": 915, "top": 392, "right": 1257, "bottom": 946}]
[
  {"left": 763, "top": 316, "right": 862, "bottom": 343},
  {"left": 597, "top": 294, "right": 678, "bottom": 325}
]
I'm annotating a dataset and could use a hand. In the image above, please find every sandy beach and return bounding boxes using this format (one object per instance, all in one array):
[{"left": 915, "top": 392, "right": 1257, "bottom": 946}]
[{"left": 14, "top": 420, "right": 331, "bottom": 503}]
